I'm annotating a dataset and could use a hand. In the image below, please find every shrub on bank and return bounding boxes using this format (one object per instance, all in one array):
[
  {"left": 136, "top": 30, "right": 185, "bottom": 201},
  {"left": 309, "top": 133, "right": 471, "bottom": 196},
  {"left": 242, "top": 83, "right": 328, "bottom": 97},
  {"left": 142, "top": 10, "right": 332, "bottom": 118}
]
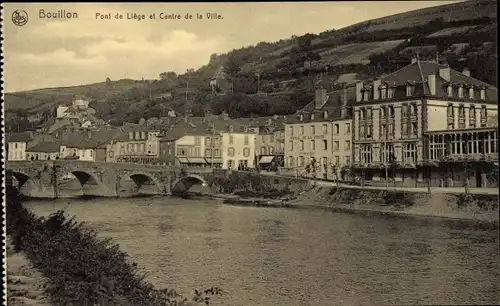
[{"left": 6, "top": 183, "right": 223, "bottom": 306}]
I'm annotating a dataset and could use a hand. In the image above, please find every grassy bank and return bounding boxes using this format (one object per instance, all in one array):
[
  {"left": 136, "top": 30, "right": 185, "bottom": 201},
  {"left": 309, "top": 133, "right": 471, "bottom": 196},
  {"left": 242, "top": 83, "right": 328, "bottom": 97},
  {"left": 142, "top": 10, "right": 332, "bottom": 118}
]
[{"left": 6, "top": 181, "right": 223, "bottom": 306}]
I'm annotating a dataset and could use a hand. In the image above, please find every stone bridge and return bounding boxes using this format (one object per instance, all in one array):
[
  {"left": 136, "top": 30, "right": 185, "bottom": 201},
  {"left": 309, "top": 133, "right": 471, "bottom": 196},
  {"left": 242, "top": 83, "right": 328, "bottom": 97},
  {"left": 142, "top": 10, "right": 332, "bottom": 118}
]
[{"left": 6, "top": 160, "right": 214, "bottom": 198}]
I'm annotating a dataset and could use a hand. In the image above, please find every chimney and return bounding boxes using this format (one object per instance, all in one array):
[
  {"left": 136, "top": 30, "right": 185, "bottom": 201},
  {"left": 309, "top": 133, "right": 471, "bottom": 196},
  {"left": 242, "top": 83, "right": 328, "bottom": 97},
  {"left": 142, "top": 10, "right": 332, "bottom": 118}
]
[
  {"left": 411, "top": 56, "right": 418, "bottom": 64},
  {"left": 462, "top": 67, "right": 470, "bottom": 77},
  {"left": 355, "top": 82, "right": 363, "bottom": 102},
  {"left": 373, "top": 79, "right": 381, "bottom": 100},
  {"left": 341, "top": 88, "right": 348, "bottom": 118},
  {"left": 428, "top": 74, "right": 436, "bottom": 95},
  {"left": 315, "top": 88, "right": 327, "bottom": 109},
  {"left": 439, "top": 66, "right": 451, "bottom": 82}
]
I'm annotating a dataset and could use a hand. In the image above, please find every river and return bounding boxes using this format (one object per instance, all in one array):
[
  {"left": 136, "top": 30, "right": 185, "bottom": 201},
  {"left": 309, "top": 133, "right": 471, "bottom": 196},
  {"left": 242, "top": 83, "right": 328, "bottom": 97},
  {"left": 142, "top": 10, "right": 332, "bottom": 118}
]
[{"left": 26, "top": 197, "right": 499, "bottom": 306}]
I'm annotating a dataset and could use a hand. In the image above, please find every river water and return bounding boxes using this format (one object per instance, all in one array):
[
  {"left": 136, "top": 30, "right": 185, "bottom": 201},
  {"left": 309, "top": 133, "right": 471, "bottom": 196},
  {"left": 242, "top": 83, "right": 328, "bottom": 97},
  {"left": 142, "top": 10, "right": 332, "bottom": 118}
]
[{"left": 26, "top": 197, "right": 499, "bottom": 306}]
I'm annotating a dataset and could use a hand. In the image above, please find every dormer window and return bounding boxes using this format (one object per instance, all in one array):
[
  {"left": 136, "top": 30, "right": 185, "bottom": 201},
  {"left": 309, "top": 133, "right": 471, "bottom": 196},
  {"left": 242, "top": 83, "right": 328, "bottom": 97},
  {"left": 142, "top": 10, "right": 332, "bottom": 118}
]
[
  {"left": 311, "top": 113, "right": 315, "bottom": 120},
  {"left": 323, "top": 111, "right": 328, "bottom": 119},
  {"left": 380, "top": 86, "right": 387, "bottom": 99},
  {"left": 406, "top": 85, "right": 415, "bottom": 97},
  {"left": 458, "top": 85, "right": 464, "bottom": 98},
  {"left": 447, "top": 85, "right": 453, "bottom": 97},
  {"left": 469, "top": 87, "right": 475, "bottom": 99},
  {"left": 362, "top": 90, "right": 368, "bottom": 101},
  {"left": 480, "top": 88, "right": 486, "bottom": 100},
  {"left": 229, "top": 125, "right": 234, "bottom": 132},
  {"left": 387, "top": 87, "right": 394, "bottom": 99},
  {"left": 299, "top": 114, "right": 304, "bottom": 121}
]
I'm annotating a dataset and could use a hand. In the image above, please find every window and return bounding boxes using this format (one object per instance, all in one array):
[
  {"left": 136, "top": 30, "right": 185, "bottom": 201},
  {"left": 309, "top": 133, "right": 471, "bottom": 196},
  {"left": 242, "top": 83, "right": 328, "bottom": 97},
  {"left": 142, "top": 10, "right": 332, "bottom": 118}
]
[
  {"left": 90, "top": 150, "right": 93, "bottom": 157},
  {"left": 228, "top": 147, "right": 235, "bottom": 157},
  {"left": 299, "top": 140, "right": 304, "bottom": 151},
  {"left": 177, "top": 147, "right": 188, "bottom": 156},
  {"left": 129, "top": 132, "right": 134, "bottom": 140},
  {"left": 480, "top": 106, "right": 487, "bottom": 127},
  {"left": 345, "top": 123, "right": 351, "bottom": 134},
  {"left": 243, "top": 148, "right": 250, "bottom": 157},
  {"left": 381, "top": 124, "right": 388, "bottom": 139},
  {"left": 214, "top": 149, "right": 221, "bottom": 157},
  {"left": 205, "top": 137, "right": 211, "bottom": 146},
  {"left": 298, "top": 156, "right": 305, "bottom": 167},
  {"left": 128, "top": 143, "right": 133, "bottom": 152},
  {"left": 360, "top": 108, "right": 366, "bottom": 120},
  {"left": 322, "top": 140, "right": 327, "bottom": 150},
  {"left": 367, "top": 108, "right": 373, "bottom": 120},
  {"left": 363, "top": 90, "right": 369, "bottom": 101},
  {"left": 288, "top": 157, "right": 294, "bottom": 167},
  {"left": 402, "top": 104, "right": 409, "bottom": 118},
  {"left": 345, "top": 140, "right": 351, "bottom": 150},
  {"left": 229, "top": 126, "right": 234, "bottom": 132},
  {"left": 480, "top": 89, "right": 485, "bottom": 100},
  {"left": 389, "top": 106, "right": 395, "bottom": 117},
  {"left": 228, "top": 160, "right": 234, "bottom": 169},
  {"left": 458, "top": 86, "right": 464, "bottom": 98},
  {"left": 360, "top": 145, "right": 372, "bottom": 164},
  {"left": 334, "top": 124, "right": 339, "bottom": 134},
  {"left": 388, "top": 123, "right": 395, "bottom": 138},
  {"left": 366, "top": 124, "right": 373, "bottom": 139},
  {"left": 270, "top": 135, "right": 275, "bottom": 142},
  {"left": 288, "top": 126, "right": 293, "bottom": 136},
  {"left": 194, "top": 147, "right": 201, "bottom": 156},
  {"left": 380, "top": 86, "right": 387, "bottom": 99},
  {"left": 321, "top": 157, "right": 328, "bottom": 169},
  {"left": 269, "top": 147, "right": 275, "bottom": 154},
  {"left": 288, "top": 141, "right": 293, "bottom": 150},
  {"left": 447, "top": 104, "right": 454, "bottom": 129},
  {"left": 322, "top": 124, "right": 328, "bottom": 134},
  {"left": 135, "top": 132, "right": 140, "bottom": 140},
  {"left": 469, "top": 106, "right": 476, "bottom": 128},
  {"left": 458, "top": 105, "right": 465, "bottom": 129},
  {"left": 334, "top": 141, "right": 339, "bottom": 151},
  {"left": 406, "top": 85, "right": 415, "bottom": 96},
  {"left": 380, "top": 144, "right": 395, "bottom": 163},
  {"left": 310, "top": 125, "right": 316, "bottom": 135},
  {"left": 261, "top": 146, "right": 267, "bottom": 155},
  {"left": 411, "top": 122, "right": 418, "bottom": 137},
  {"left": 447, "top": 85, "right": 453, "bottom": 97},
  {"left": 402, "top": 143, "right": 417, "bottom": 164},
  {"left": 299, "top": 126, "right": 304, "bottom": 135},
  {"left": 324, "top": 111, "right": 328, "bottom": 119},
  {"left": 345, "top": 156, "right": 351, "bottom": 165},
  {"left": 205, "top": 149, "right": 212, "bottom": 156},
  {"left": 310, "top": 140, "right": 315, "bottom": 150},
  {"left": 469, "top": 88, "right": 475, "bottom": 99},
  {"left": 195, "top": 137, "right": 201, "bottom": 146},
  {"left": 244, "top": 135, "right": 249, "bottom": 145},
  {"left": 387, "top": 87, "right": 394, "bottom": 99},
  {"left": 229, "top": 135, "right": 234, "bottom": 144},
  {"left": 299, "top": 114, "right": 304, "bottom": 121},
  {"left": 411, "top": 103, "right": 418, "bottom": 116},
  {"left": 334, "top": 156, "right": 340, "bottom": 165},
  {"left": 311, "top": 113, "right": 315, "bottom": 120},
  {"left": 141, "top": 143, "right": 146, "bottom": 152}
]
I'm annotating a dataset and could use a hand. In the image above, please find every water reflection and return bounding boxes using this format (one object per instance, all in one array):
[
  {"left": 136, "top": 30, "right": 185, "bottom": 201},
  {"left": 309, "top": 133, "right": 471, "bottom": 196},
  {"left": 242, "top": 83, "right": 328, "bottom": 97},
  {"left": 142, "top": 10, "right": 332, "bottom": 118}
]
[{"left": 26, "top": 198, "right": 500, "bottom": 306}]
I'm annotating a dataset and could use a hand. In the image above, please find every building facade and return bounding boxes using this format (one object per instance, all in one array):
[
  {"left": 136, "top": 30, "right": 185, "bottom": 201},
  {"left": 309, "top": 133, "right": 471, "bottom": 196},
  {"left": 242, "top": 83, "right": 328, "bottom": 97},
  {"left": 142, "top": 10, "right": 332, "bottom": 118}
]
[
  {"left": 26, "top": 142, "right": 61, "bottom": 160},
  {"left": 284, "top": 86, "right": 355, "bottom": 179},
  {"left": 221, "top": 130, "right": 257, "bottom": 170},
  {"left": 7, "top": 132, "right": 32, "bottom": 161},
  {"left": 352, "top": 58, "right": 498, "bottom": 187}
]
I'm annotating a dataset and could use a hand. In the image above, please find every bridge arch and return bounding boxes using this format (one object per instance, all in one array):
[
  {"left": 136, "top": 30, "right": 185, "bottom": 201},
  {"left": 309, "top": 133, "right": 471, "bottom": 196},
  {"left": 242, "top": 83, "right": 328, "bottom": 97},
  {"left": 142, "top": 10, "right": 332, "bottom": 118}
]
[
  {"left": 171, "top": 174, "right": 208, "bottom": 193},
  {"left": 125, "top": 172, "right": 165, "bottom": 194},
  {"left": 69, "top": 170, "right": 103, "bottom": 188},
  {"left": 10, "top": 171, "right": 31, "bottom": 189}
]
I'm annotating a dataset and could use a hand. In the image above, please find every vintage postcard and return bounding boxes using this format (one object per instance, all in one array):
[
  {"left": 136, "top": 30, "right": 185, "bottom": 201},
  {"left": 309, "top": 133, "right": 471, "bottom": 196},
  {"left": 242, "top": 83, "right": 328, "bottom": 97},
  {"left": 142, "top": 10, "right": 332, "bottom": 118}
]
[{"left": 3, "top": 1, "right": 498, "bottom": 305}]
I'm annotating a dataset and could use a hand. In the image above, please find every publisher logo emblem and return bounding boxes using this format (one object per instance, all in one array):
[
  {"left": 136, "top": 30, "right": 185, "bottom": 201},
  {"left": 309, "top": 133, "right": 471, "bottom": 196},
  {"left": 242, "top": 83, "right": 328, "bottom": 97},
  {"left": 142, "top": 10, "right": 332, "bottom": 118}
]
[{"left": 12, "top": 10, "right": 29, "bottom": 26}]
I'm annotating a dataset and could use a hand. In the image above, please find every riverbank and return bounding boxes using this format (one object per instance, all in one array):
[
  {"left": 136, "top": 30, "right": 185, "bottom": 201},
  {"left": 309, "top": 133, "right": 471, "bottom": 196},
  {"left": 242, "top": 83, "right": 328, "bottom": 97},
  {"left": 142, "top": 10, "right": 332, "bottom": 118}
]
[
  {"left": 6, "top": 237, "right": 51, "bottom": 306},
  {"left": 195, "top": 186, "right": 499, "bottom": 227}
]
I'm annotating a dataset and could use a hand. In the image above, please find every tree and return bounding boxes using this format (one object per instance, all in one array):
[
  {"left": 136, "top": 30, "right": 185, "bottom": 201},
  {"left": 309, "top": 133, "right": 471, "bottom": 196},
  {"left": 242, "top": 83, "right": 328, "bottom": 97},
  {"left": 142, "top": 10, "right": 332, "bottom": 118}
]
[
  {"left": 159, "top": 71, "right": 177, "bottom": 80},
  {"left": 223, "top": 56, "right": 241, "bottom": 94}
]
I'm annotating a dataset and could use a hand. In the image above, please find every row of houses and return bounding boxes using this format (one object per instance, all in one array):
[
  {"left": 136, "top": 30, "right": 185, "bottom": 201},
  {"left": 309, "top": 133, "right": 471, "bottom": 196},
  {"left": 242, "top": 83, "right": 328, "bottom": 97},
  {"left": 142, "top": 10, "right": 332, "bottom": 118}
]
[{"left": 6, "top": 58, "right": 498, "bottom": 188}]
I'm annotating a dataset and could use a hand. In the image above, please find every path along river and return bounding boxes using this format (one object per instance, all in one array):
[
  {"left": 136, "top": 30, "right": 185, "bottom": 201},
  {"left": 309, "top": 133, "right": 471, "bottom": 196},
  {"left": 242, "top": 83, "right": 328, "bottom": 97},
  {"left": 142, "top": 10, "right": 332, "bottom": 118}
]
[{"left": 26, "top": 197, "right": 499, "bottom": 306}]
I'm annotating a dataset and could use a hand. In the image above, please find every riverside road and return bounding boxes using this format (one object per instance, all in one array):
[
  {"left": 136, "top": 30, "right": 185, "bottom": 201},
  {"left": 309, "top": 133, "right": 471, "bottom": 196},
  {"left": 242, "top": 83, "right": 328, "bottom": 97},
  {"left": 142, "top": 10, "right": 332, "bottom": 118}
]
[{"left": 27, "top": 197, "right": 499, "bottom": 306}]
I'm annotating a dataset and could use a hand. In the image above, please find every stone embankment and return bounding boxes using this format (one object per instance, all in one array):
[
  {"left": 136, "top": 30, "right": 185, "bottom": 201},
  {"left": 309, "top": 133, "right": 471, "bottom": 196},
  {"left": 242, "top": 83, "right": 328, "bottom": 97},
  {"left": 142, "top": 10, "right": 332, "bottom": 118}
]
[
  {"left": 6, "top": 237, "right": 51, "bottom": 306},
  {"left": 201, "top": 181, "right": 499, "bottom": 226}
]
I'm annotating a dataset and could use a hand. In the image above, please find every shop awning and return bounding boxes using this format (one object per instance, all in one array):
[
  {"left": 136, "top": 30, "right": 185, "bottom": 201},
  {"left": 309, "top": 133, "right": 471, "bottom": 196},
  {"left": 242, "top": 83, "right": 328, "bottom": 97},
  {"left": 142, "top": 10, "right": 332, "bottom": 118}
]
[
  {"left": 259, "top": 156, "right": 275, "bottom": 164},
  {"left": 177, "top": 157, "right": 190, "bottom": 163},
  {"left": 187, "top": 157, "right": 207, "bottom": 164}
]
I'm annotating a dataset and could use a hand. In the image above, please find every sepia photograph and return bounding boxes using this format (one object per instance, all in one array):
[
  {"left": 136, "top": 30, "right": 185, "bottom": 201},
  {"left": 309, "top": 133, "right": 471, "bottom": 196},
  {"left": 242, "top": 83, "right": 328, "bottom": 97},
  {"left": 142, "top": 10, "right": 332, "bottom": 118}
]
[{"left": 3, "top": 1, "right": 499, "bottom": 305}]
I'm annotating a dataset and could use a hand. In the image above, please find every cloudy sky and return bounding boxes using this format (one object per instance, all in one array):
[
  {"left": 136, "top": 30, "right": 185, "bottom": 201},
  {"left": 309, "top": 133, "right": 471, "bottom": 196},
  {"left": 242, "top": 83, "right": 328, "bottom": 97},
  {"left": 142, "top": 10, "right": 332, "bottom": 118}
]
[{"left": 4, "top": 1, "right": 460, "bottom": 92}]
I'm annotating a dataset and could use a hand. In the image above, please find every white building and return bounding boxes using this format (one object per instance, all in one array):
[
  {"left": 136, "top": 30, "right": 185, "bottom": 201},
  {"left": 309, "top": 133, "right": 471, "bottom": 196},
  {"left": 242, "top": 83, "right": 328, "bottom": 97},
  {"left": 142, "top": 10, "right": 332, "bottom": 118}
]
[
  {"left": 221, "top": 130, "right": 257, "bottom": 170},
  {"left": 7, "top": 132, "right": 32, "bottom": 161}
]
